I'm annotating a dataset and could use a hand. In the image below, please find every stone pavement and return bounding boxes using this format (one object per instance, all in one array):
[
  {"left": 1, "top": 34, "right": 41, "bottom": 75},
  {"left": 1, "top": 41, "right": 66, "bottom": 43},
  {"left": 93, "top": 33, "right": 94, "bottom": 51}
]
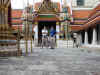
[{"left": 0, "top": 48, "right": 100, "bottom": 75}]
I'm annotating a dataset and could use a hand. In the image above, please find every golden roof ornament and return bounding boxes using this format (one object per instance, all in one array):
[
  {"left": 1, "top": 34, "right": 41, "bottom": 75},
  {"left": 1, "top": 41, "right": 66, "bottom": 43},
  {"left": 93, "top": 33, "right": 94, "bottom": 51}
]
[
  {"left": 38, "top": 0, "right": 57, "bottom": 14},
  {"left": 44, "top": 0, "right": 51, "bottom": 2}
]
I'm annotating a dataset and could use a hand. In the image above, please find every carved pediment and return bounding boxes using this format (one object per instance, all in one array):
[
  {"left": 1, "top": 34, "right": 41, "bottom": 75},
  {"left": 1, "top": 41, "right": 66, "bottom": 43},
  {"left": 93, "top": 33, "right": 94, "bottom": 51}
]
[{"left": 37, "top": 0, "right": 59, "bottom": 14}]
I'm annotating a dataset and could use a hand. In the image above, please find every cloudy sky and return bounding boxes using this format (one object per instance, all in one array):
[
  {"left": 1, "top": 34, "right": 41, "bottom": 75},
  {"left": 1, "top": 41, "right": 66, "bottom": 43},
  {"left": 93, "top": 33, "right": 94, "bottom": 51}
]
[{"left": 11, "top": 0, "right": 62, "bottom": 9}]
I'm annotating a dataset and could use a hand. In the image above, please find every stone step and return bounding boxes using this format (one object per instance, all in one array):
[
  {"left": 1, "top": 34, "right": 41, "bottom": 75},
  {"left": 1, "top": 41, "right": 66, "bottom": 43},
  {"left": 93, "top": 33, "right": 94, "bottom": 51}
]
[
  {"left": 0, "top": 50, "right": 22, "bottom": 57},
  {"left": 57, "top": 40, "right": 74, "bottom": 48},
  {"left": 57, "top": 42, "right": 73, "bottom": 43},
  {"left": 61, "top": 43, "right": 73, "bottom": 44}
]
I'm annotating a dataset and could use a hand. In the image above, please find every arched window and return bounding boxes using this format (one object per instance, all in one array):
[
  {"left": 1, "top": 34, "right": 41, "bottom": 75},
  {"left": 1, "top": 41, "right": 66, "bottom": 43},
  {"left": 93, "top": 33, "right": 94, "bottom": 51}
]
[{"left": 77, "top": 0, "right": 84, "bottom": 6}]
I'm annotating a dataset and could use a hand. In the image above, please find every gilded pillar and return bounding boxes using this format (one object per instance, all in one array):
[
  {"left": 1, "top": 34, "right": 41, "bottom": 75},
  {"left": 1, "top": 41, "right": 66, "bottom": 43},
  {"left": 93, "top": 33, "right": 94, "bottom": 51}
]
[{"left": 5, "top": 8, "right": 8, "bottom": 30}]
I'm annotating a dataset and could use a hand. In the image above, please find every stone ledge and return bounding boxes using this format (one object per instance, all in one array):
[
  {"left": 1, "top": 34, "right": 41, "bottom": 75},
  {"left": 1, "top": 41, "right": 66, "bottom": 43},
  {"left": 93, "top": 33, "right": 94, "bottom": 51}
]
[{"left": 0, "top": 50, "right": 22, "bottom": 57}]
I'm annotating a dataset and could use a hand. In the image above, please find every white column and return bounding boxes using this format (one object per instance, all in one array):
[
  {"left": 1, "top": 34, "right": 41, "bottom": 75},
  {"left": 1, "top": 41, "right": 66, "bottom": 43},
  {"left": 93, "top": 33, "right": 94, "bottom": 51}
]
[
  {"left": 79, "top": 33, "right": 82, "bottom": 46},
  {"left": 34, "top": 25, "right": 38, "bottom": 39},
  {"left": 56, "top": 25, "right": 60, "bottom": 40},
  {"left": 33, "top": 24, "right": 38, "bottom": 46},
  {"left": 92, "top": 28, "right": 97, "bottom": 45},
  {"left": 84, "top": 31, "right": 88, "bottom": 45}
]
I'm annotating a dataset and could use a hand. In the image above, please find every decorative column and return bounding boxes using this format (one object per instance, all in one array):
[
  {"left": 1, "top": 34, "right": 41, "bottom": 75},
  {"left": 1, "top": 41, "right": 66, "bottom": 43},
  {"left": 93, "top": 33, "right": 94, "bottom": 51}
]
[
  {"left": 33, "top": 22, "right": 38, "bottom": 46},
  {"left": 92, "top": 28, "right": 97, "bottom": 45},
  {"left": 79, "top": 33, "right": 82, "bottom": 46},
  {"left": 84, "top": 31, "right": 88, "bottom": 45},
  {"left": 5, "top": 8, "right": 8, "bottom": 30},
  {"left": 98, "top": 25, "right": 100, "bottom": 44},
  {"left": 56, "top": 22, "right": 60, "bottom": 40}
]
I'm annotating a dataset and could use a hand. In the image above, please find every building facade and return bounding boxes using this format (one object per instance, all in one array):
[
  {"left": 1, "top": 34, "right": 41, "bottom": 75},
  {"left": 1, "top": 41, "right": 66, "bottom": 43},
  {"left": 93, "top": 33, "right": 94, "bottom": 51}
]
[
  {"left": 72, "top": 0, "right": 99, "bottom": 8},
  {"left": 71, "top": 0, "right": 100, "bottom": 47},
  {"left": 33, "top": 0, "right": 61, "bottom": 45},
  {"left": 11, "top": 0, "right": 100, "bottom": 47},
  {"left": 80, "top": 4, "right": 100, "bottom": 47}
]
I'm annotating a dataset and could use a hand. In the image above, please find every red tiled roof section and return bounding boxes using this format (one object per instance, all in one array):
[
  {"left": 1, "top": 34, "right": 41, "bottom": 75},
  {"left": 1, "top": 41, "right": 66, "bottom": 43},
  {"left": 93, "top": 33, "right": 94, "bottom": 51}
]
[
  {"left": 71, "top": 25, "right": 83, "bottom": 31},
  {"left": 12, "top": 19, "right": 22, "bottom": 24},
  {"left": 12, "top": 10, "right": 23, "bottom": 18},
  {"left": 81, "top": 4, "right": 100, "bottom": 30},
  {"left": 89, "top": 4, "right": 100, "bottom": 17},
  {"left": 82, "top": 16, "right": 100, "bottom": 30},
  {"left": 73, "top": 20, "right": 86, "bottom": 25},
  {"left": 34, "top": 16, "right": 59, "bottom": 21},
  {"left": 71, "top": 10, "right": 92, "bottom": 31},
  {"left": 72, "top": 10, "right": 92, "bottom": 19}
]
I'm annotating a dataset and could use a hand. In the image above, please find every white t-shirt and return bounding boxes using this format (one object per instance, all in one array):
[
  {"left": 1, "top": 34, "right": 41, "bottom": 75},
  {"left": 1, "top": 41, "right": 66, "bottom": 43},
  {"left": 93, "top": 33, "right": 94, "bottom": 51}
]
[
  {"left": 73, "top": 33, "right": 77, "bottom": 38},
  {"left": 42, "top": 29, "right": 48, "bottom": 36}
]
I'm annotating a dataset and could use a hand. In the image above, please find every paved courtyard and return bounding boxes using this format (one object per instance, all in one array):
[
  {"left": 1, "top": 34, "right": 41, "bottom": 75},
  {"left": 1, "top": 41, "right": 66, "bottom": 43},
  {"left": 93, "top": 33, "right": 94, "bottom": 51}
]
[{"left": 0, "top": 48, "right": 100, "bottom": 75}]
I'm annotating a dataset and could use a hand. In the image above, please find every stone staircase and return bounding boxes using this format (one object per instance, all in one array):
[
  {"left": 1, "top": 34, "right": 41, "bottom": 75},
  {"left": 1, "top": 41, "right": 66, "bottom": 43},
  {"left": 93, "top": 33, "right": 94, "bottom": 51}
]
[
  {"left": 20, "top": 40, "right": 74, "bottom": 49},
  {"left": 57, "top": 40, "right": 74, "bottom": 48}
]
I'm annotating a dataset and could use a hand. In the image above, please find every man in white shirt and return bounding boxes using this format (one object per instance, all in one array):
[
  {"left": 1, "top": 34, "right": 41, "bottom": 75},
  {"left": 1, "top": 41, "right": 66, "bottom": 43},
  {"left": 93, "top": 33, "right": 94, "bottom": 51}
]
[
  {"left": 42, "top": 26, "right": 48, "bottom": 37},
  {"left": 41, "top": 26, "right": 48, "bottom": 48}
]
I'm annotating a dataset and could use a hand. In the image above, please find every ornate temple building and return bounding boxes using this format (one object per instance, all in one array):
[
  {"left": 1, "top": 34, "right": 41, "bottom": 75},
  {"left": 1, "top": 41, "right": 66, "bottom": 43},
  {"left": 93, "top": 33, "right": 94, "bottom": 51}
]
[
  {"left": 33, "top": 0, "right": 61, "bottom": 45},
  {"left": 76, "top": 4, "right": 100, "bottom": 47},
  {"left": 11, "top": 0, "right": 100, "bottom": 47},
  {"left": 70, "top": 0, "right": 100, "bottom": 47}
]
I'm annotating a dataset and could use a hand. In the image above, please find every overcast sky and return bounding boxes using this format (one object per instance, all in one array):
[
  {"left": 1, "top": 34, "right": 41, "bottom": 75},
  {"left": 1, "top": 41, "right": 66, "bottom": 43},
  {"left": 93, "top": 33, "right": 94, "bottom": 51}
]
[{"left": 11, "top": 0, "right": 62, "bottom": 9}]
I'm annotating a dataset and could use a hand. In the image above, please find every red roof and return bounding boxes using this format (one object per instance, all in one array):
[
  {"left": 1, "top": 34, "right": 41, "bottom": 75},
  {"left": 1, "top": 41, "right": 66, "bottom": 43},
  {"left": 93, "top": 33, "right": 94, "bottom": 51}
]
[
  {"left": 82, "top": 16, "right": 100, "bottom": 29},
  {"left": 12, "top": 10, "right": 23, "bottom": 18},
  {"left": 72, "top": 10, "right": 92, "bottom": 19},
  {"left": 81, "top": 4, "right": 100, "bottom": 30},
  {"left": 73, "top": 20, "right": 86, "bottom": 25},
  {"left": 34, "top": 15, "right": 59, "bottom": 21},
  {"left": 71, "top": 4, "right": 100, "bottom": 31},
  {"left": 89, "top": 4, "right": 100, "bottom": 17},
  {"left": 12, "top": 19, "right": 22, "bottom": 24},
  {"left": 11, "top": 9, "right": 23, "bottom": 25},
  {"left": 71, "top": 10, "right": 91, "bottom": 31},
  {"left": 71, "top": 25, "right": 83, "bottom": 31}
]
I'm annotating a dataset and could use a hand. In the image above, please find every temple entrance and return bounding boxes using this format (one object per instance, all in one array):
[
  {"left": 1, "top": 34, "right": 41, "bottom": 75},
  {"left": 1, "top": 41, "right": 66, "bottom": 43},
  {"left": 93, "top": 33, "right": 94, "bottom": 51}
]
[{"left": 38, "top": 21, "right": 56, "bottom": 45}]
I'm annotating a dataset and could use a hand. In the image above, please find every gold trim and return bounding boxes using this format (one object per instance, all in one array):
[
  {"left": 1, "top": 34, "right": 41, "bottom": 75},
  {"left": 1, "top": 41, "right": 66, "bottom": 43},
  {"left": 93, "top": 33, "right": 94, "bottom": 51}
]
[
  {"left": 56, "top": 22, "right": 59, "bottom": 25},
  {"left": 6, "top": 0, "right": 11, "bottom": 7},
  {"left": 34, "top": 22, "right": 38, "bottom": 25}
]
